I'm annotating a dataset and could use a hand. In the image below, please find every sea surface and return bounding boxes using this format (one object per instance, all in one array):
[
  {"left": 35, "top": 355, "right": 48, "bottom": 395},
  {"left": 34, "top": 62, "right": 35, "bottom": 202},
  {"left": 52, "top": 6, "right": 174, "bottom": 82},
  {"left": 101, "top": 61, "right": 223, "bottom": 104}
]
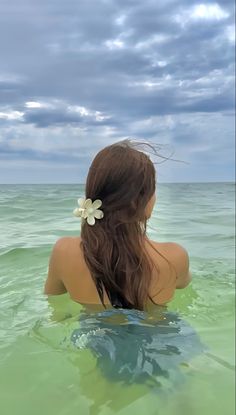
[{"left": 0, "top": 183, "right": 235, "bottom": 415}]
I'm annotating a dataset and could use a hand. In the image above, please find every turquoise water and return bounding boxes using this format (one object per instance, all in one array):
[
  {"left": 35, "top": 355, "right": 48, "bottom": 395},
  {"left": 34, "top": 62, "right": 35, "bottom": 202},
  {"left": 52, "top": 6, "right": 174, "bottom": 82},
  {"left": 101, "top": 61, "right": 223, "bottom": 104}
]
[{"left": 0, "top": 183, "right": 235, "bottom": 415}]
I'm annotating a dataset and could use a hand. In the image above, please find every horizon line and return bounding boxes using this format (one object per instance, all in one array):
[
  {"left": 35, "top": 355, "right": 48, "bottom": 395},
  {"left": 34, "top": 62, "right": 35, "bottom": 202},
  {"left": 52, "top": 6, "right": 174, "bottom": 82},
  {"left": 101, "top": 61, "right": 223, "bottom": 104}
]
[{"left": 0, "top": 181, "right": 235, "bottom": 185}]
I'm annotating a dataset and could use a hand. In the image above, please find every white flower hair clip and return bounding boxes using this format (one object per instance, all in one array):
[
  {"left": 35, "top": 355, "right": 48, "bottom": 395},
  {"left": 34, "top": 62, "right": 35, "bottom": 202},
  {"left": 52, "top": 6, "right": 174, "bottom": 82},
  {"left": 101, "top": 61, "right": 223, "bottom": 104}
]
[{"left": 73, "top": 198, "right": 104, "bottom": 226}]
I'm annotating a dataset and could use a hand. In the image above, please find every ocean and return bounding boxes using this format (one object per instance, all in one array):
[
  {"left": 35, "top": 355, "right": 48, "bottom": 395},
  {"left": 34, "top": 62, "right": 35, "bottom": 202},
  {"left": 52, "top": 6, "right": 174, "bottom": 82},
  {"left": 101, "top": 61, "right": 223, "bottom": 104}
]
[{"left": 0, "top": 183, "right": 235, "bottom": 415}]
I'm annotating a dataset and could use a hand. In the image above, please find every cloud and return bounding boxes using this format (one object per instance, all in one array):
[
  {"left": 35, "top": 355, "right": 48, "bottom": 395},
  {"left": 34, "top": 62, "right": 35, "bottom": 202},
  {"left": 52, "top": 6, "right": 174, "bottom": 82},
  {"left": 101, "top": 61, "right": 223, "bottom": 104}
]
[
  {"left": 0, "top": 0, "right": 235, "bottom": 182},
  {"left": 22, "top": 101, "right": 112, "bottom": 128},
  {"left": 175, "top": 3, "right": 230, "bottom": 26},
  {"left": 0, "top": 110, "right": 24, "bottom": 121}
]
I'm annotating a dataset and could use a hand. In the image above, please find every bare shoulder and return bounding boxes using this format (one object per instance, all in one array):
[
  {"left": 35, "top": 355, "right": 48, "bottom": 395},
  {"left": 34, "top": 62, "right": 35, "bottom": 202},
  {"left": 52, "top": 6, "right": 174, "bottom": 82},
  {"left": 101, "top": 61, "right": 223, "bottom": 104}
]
[
  {"left": 146, "top": 238, "right": 186, "bottom": 254},
  {"left": 158, "top": 241, "right": 189, "bottom": 263},
  {"left": 44, "top": 236, "right": 82, "bottom": 296},
  {"left": 44, "top": 237, "right": 71, "bottom": 295},
  {"left": 48, "top": 236, "right": 80, "bottom": 269},
  {"left": 145, "top": 239, "right": 191, "bottom": 289},
  {"left": 52, "top": 236, "right": 80, "bottom": 252}
]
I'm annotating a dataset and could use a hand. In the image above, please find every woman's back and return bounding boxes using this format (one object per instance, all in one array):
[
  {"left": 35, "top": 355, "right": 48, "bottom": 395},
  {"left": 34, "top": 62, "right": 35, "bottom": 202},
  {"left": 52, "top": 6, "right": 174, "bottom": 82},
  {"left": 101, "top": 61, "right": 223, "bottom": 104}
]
[{"left": 45, "top": 236, "right": 191, "bottom": 308}]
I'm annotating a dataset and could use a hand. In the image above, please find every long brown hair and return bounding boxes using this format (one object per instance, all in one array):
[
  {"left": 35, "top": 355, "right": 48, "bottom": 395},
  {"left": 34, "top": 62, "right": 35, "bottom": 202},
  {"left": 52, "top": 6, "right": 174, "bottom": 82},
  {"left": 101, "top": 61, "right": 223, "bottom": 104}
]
[{"left": 80, "top": 139, "right": 174, "bottom": 310}]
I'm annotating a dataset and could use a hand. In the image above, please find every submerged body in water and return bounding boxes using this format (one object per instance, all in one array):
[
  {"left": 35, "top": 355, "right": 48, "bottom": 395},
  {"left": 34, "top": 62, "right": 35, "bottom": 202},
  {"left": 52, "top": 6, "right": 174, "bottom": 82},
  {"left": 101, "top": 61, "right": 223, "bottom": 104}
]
[{"left": 70, "top": 305, "right": 206, "bottom": 388}]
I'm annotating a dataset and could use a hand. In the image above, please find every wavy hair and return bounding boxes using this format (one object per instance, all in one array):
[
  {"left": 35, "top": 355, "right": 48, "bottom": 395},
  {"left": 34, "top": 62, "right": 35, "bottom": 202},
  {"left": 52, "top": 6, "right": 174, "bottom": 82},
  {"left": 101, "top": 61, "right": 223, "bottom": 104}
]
[{"left": 80, "top": 139, "right": 176, "bottom": 310}]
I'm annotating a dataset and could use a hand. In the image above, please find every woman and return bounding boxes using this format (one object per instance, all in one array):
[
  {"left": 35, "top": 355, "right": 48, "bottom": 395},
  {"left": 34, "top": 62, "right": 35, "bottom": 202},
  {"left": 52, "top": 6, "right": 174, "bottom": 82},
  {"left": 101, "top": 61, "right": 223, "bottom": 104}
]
[{"left": 44, "top": 139, "right": 191, "bottom": 310}]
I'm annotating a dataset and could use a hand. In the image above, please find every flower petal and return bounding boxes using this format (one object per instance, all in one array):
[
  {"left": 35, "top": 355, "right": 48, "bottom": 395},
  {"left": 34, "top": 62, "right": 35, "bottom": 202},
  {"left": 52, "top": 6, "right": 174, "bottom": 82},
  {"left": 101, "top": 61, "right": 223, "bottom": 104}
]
[
  {"left": 92, "top": 199, "right": 102, "bottom": 209},
  {"left": 78, "top": 198, "right": 85, "bottom": 207},
  {"left": 94, "top": 209, "right": 104, "bottom": 219},
  {"left": 73, "top": 208, "right": 82, "bottom": 217},
  {"left": 84, "top": 198, "right": 92, "bottom": 209},
  {"left": 87, "top": 215, "right": 95, "bottom": 225},
  {"left": 83, "top": 209, "right": 89, "bottom": 218}
]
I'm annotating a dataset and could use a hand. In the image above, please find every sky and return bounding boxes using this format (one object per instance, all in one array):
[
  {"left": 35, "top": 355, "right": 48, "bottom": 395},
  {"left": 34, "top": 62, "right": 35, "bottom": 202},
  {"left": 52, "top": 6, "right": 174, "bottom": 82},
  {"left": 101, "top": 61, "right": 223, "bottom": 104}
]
[{"left": 0, "top": 0, "right": 235, "bottom": 183}]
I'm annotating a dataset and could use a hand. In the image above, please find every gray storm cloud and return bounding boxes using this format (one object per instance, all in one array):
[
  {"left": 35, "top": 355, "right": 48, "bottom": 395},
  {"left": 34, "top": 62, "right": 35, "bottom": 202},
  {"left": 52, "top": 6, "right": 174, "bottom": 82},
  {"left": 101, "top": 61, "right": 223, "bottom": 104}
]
[{"left": 0, "top": 0, "right": 234, "bottom": 183}]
